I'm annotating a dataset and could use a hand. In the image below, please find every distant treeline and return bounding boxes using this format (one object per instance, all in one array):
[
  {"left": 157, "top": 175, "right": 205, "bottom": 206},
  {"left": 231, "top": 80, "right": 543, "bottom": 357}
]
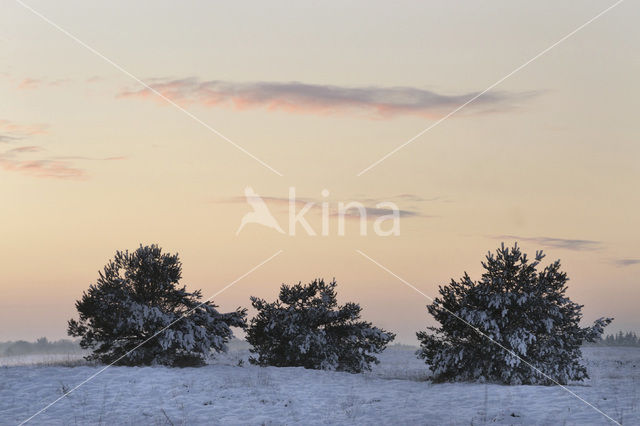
[
  {"left": 0, "top": 337, "right": 82, "bottom": 357},
  {"left": 586, "top": 331, "right": 640, "bottom": 347},
  {"left": 1, "top": 332, "right": 638, "bottom": 357}
]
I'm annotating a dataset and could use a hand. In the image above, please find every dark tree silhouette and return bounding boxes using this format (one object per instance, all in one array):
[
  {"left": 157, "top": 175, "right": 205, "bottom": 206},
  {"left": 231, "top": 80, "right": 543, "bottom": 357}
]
[
  {"left": 600, "top": 331, "right": 640, "bottom": 346},
  {"left": 247, "top": 279, "right": 395, "bottom": 373},
  {"left": 417, "top": 244, "right": 612, "bottom": 385},
  {"left": 68, "top": 245, "right": 246, "bottom": 367}
]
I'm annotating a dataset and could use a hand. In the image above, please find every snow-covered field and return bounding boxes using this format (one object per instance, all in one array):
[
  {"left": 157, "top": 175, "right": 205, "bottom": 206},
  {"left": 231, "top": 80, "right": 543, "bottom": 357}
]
[{"left": 1, "top": 346, "right": 638, "bottom": 425}]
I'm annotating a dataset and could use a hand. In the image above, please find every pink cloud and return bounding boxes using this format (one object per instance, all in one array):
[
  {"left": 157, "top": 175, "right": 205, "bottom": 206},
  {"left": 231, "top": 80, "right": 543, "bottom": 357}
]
[
  {"left": 0, "top": 143, "right": 84, "bottom": 180},
  {"left": 15, "top": 77, "right": 71, "bottom": 90},
  {"left": 0, "top": 119, "right": 48, "bottom": 138},
  {"left": 3, "top": 145, "right": 43, "bottom": 155},
  {"left": 0, "top": 157, "right": 86, "bottom": 180},
  {"left": 0, "top": 119, "right": 123, "bottom": 180},
  {"left": 119, "top": 78, "right": 531, "bottom": 119},
  {"left": 17, "top": 78, "right": 41, "bottom": 90}
]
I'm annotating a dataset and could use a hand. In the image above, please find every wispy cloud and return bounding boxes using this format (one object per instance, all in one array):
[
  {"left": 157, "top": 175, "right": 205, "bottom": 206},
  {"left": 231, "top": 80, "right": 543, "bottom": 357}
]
[
  {"left": 0, "top": 120, "right": 123, "bottom": 180},
  {"left": 0, "top": 153, "right": 125, "bottom": 180},
  {"left": 0, "top": 153, "right": 86, "bottom": 180},
  {"left": 0, "top": 159, "right": 86, "bottom": 179},
  {"left": 16, "top": 77, "right": 69, "bottom": 90},
  {"left": 331, "top": 206, "right": 422, "bottom": 219},
  {"left": 5, "top": 145, "right": 42, "bottom": 154},
  {"left": 612, "top": 259, "right": 640, "bottom": 267},
  {"left": 218, "top": 193, "right": 426, "bottom": 219},
  {"left": 0, "top": 134, "right": 23, "bottom": 143},
  {"left": 53, "top": 155, "right": 126, "bottom": 161},
  {"left": 0, "top": 119, "right": 48, "bottom": 142},
  {"left": 119, "top": 78, "right": 533, "bottom": 119},
  {"left": 492, "top": 235, "right": 603, "bottom": 251},
  {"left": 17, "top": 78, "right": 41, "bottom": 90},
  {"left": 0, "top": 145, "right": 84, "bottom": 179},
  {"left": 392, "top": 194, "right": 443, "bottom": 202},
  {"left": 359, "top": 193, "right": 451, "bottom": 204}
]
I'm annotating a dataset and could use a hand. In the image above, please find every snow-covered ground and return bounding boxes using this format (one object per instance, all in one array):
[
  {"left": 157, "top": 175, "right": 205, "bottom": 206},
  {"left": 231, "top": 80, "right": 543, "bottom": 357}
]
[{"left": 1, "top": 346, "right": 638, "bottom": 425}]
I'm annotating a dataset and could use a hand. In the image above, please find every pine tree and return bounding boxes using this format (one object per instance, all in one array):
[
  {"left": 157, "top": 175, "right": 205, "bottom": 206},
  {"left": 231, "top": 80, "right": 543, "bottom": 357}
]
[
  {"left": 417, "top": 243, "right": 612, "bottom": 385},
  {"left": 68, "top": 245, "right": 247, "bottom": 367},
  {"left": 246, "top": 279, "right": 395, "bottom": 373}
]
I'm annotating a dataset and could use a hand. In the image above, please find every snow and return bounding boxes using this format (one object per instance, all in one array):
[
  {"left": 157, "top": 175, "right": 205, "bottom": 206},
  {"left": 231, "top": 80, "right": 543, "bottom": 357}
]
[{"left": 1, "top": 346, "right": 638, "bottom": 425}]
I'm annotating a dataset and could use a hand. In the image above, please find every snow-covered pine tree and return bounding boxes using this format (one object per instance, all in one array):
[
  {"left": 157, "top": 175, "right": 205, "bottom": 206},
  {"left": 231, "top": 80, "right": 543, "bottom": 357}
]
[
  {"left": 246, "top": 278, "right": 395, "bottom": 373},
  {"left": 417, "top": 243, "right": 612, "bottom": 385},
  {"left": 68, "top": 244, "right": 247, "bottom": 367}
]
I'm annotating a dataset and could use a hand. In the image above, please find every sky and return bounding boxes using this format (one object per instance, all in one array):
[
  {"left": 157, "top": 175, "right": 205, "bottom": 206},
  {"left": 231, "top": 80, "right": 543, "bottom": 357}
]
[{"left": 1, "top": 0, "right": 638, "bottom": 344}]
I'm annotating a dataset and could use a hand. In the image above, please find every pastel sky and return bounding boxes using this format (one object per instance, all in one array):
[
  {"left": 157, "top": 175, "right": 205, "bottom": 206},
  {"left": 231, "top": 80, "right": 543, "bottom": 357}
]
[{"left": 1, "top": 1, "right": 638, "bottom": 344}]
